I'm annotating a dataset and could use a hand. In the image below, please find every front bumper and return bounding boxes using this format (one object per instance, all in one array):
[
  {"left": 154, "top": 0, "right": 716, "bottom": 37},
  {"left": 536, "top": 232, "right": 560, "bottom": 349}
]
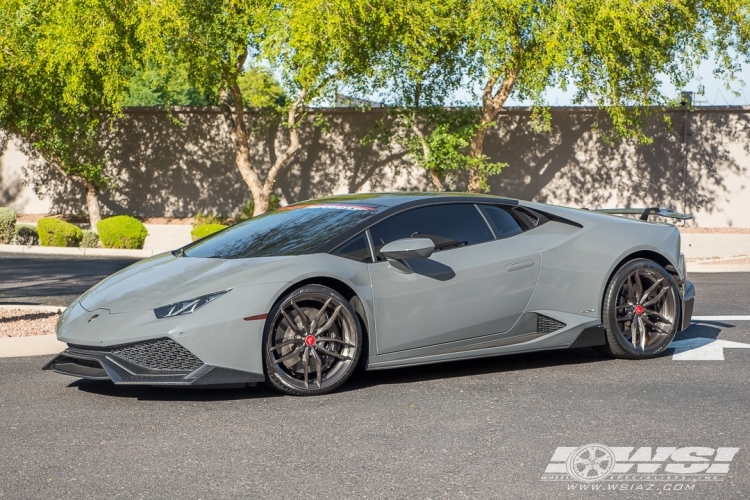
[
  {"left": 680, "top": 279, "right": 695, "bottom": 331},
  {"left": 42, "top": 337, "right": 264, "bottom": 387}
]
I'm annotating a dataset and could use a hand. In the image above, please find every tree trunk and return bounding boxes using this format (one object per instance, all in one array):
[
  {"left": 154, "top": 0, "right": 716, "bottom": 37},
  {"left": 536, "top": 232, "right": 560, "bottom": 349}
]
[
  {"left": 227, "top": 83, "right": 265, "bottom": 212},
  {"left": 255, "top": 90, "right": 306, "bottom": 216},
  {"left": 428, "top": 169, "right": 445, "bottom": 191},
  {"left": 410, "top": 115, "right": 445, "bottom": 191},
  {"left": 84, "top": 181, "right": 102, "bottom": 229},
  {"left": 46, "top": 158, "right": 103, "bottom": 228},
  {"left": 221, "top": 48, "right": 310, "bottom": 217},
  {"left": 467, "top": 70, "right": 518, "bottom": 193}
]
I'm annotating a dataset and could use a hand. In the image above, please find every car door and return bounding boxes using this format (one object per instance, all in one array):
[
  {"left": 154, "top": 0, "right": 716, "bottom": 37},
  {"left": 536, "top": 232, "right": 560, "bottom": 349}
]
[{"left": 367, "top": 203, "right": 541, "bottom": 355}]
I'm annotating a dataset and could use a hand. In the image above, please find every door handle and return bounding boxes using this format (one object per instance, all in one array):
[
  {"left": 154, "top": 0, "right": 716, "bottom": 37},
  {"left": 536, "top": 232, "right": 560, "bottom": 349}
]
[{"left": 506, "top": 259, "right": 535, "bottom": 272}]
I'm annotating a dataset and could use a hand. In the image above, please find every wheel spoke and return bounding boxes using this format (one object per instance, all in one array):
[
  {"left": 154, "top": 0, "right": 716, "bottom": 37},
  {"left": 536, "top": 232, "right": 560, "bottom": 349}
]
[
  {"left": 302, "top": 347, "right": 310, "bottom": 389},
  {"left": 643, "top": 309, "right": 672, "bottom": 325},
  {"left": 316, "top": 336, "right": 355, "bottom": 348},
  {"left": 642, "top": 286, "right": 669, "bottom": 308},
  {"left": 314, "top": 344, "right": 352, "bottom": 361},
  {"left": 315, "top": 305, "right": 343, "bottom": 335},
  {"left": 630, "top": 318, "right": 639, "bottom": 349},
  {"left": 634, "top": 270, "right": 644, "bottom": 302},
  {"left": 311, "top": 347, "right": 323, "bottom": 388},
  {"left": 269, "top": 338, "right": 303, "bottom": 351},
  {"left": 616, "top": 312, "right": 634, "bottom": 322},
  {"left": 639, "top": 318, "right": 647, "bottom": 350},
  {"left": 309, "top": 298, "right": 332, "bottom": 334},
  {"left": 641, "top": 278, "right": 663, "bottom": 303},
  {"left": 641, "top": 316, "right": 669, "bottom": 335},
  {"left": 273, "top": 346, "right": 304, "bottom": 365},
  {"left": 626, "top": 276, "right": 636, "bottom": 304},
  {"left": 290, "top": 299, "right": 310, "bottom": 335},
  {"left": 280, "top": 308, "right": 303, "bottom": 335}
]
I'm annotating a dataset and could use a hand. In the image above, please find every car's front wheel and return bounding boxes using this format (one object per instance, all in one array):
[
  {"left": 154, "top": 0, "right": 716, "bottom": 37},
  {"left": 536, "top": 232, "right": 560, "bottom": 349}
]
[
  {"left": 263, "top": 285, "right": 362, "bottom": 396},
  {"left": 599, "top": 259, "right": 681, "bottom": 359}
]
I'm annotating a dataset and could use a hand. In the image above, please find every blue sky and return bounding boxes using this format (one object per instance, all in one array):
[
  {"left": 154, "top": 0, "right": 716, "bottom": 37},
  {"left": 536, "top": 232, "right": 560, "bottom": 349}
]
[
  {"left": 291, "top": 56, "right": 750, "bottom": 107},
  {"left": 499, "top": 59, "right": 750, "bottom": 107}
]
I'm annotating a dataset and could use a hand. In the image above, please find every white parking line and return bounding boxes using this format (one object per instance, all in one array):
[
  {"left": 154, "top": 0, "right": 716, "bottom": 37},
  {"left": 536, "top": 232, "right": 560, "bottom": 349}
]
[{"left": 692, "top": 316, "right": 750, "bottom": 321}]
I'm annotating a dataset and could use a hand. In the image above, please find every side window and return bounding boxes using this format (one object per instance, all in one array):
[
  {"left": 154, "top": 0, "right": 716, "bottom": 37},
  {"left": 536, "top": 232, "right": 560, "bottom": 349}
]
[
  {"left": 369, "top": 204, "right": 494, "bottom": 260},
  {"left": 333, "top": 233, "right": 372, "bottom": 263},
  {"left": 478, "top": 205, "right": 523, "bottom": 239}
]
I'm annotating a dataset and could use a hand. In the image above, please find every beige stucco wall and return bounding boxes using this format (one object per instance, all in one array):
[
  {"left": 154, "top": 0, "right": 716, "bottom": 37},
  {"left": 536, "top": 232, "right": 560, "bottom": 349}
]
[{"left": 1, "top": 106, "right": 748, "bottom": 226}]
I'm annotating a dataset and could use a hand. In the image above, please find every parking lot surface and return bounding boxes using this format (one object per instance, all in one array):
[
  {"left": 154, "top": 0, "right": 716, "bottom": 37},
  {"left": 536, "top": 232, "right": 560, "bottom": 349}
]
[{"left": 0, "top": 254, "right": 748, "bottom": 498}]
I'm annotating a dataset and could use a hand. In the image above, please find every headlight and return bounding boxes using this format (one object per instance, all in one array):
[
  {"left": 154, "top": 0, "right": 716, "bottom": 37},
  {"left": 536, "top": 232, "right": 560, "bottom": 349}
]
[{"left": 154, "top": 289, "right": 231, "bottom": 319}]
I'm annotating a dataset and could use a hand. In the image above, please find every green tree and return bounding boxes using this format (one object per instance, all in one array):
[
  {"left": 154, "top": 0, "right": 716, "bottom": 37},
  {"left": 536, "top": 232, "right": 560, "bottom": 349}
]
[
  {"left": 138, "top": 0, "right": 280, "bottom": 215},
  {"left": 238, "top": 66, "right": 287, "bottom": 108},
  {"left": 363, "top": 0, "right": 502, "bottom": 191},
  {"left": 461, "top": 0, "right": 750, "bottom": 192},
  {"left": 121, "top": 61, "right": 210, "bottom": 107},
  {"left": 141, "top": 0, "right": 384, "bottom": 215},
  {"left": 371, "top": 0, "right": 750, "bottom": 193},
  {"left": 0, "top": 0, "right": 139, "bottom": 226}
]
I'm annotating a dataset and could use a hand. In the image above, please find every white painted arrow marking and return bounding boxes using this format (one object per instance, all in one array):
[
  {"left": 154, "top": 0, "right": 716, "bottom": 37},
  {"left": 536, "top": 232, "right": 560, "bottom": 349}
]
[
  {"left": 692, "top": 316, "right": 750, "bottom": 321},
  {"left": 671, "top": 338, "right": 750, "bottom": 360}
]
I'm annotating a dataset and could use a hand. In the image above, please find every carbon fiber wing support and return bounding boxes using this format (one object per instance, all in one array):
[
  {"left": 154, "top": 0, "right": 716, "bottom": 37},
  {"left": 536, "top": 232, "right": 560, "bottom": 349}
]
[{"left": 595, "top": 207, "right": 693, "bottom": 221}]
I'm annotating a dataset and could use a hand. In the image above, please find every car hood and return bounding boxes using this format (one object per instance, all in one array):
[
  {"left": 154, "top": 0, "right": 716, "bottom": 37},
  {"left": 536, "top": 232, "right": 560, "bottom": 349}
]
[{"left": 80, "top": 252, "right": 288, "bottom": 313}]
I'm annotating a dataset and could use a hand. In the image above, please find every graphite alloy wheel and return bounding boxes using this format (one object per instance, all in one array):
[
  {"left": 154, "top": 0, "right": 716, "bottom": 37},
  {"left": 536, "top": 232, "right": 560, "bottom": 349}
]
[
  {"left": 264, "top": 285, "right": 362, "bottom": 396},
  {"left": 599, "top": 259, "right": 681, "bottom": 359}
]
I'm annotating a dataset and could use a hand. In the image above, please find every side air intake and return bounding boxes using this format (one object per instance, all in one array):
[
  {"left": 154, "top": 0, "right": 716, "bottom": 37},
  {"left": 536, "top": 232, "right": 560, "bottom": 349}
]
[{"left": 537, "top": 314, "right": 566, "bottom": 334}]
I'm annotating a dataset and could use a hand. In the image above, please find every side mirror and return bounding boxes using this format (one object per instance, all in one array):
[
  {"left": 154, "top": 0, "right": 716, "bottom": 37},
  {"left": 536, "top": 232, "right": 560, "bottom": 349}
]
[{"left": 380, "top": 237, "right": 435, "bottom": 262}]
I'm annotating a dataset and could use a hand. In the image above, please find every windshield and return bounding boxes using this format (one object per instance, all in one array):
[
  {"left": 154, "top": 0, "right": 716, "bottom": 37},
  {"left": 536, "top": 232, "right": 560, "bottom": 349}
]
[{"left": 183, "top": 204, "right": 378, "bottom": 259}]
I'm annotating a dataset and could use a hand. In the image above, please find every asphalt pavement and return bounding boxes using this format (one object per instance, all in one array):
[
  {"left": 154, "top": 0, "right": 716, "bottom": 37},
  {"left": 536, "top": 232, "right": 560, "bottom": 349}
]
[
  {"left": 1, "top": 254, "right": 749, "bottom": 498},
  {"left": 0, "top": 252, "right": 139, "bottom": 307}
]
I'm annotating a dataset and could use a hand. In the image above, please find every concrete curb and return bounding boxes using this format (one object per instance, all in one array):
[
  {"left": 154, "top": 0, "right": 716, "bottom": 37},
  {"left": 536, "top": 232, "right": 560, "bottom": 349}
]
[
  {"left": 0, "top": 305, "right": 67, "bottom": 358},
  {"left": 0, "top": 243, "right": 156, "bottom": 258},
  {"left": 0, "top": 305, "right": 67, "bottom": 313},
  {"left": 689, "top": 263, "right": 750, "bottom": 273},
  {"left": 0, "top": 334, "right": 66, "bottom": 358}
]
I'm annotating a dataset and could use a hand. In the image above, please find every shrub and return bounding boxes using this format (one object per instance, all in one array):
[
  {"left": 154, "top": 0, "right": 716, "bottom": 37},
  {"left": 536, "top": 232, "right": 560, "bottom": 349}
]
[
  {"left": 37, "top": 217, "right": 83, "bottom": 247},
  {"left": 81, "top": 230, "right": 100, "bottom": 248},
  {"left": 235, "top": 195, "right": 280, "bottom": 222},
  {"left": 14, "top": 224, "right": 39, "bottom": 246},
  {"left": 0, "top": 207, "right": 17, "bottom": 244},
  {"left": 191, "top": 223, "right": 227, "bottom": 241},
  {"left": 193, "top": 211, "right": 225, "bottom": 227},
  {"left": 97, "top": 215, "right": 148, "bottom": 249}
]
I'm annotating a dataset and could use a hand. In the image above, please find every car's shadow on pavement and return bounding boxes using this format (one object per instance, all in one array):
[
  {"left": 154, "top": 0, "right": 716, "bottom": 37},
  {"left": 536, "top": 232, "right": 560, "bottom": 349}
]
[
  {"left": 70, "top": 346, "right": 611, "bottom": 401},
  {"left": 69, "top": 379, "right": 284, "bottom": 401},
  {"left": 343, "top": 347, "right": 611, "bottom": 392}
]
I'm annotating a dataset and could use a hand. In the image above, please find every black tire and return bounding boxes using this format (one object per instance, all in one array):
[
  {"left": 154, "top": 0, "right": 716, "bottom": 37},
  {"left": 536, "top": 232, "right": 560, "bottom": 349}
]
[
  {"left": 600, "top": 259, "right": 681, "bottom": 359},
  {"left": 263, "top": 285, "right": 362, "bottom": 396}
]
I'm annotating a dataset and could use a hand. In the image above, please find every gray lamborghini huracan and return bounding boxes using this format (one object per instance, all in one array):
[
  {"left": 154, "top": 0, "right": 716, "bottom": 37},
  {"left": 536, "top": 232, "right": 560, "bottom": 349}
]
[{"left": 44, "top": 192, "right": 695, "bottom": 395}]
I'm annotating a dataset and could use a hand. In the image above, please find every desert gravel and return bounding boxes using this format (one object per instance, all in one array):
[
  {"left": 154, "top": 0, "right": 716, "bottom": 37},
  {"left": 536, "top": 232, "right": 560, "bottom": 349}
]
[{"left": 0, "top": 309, "right": 60, "bottom": 337}]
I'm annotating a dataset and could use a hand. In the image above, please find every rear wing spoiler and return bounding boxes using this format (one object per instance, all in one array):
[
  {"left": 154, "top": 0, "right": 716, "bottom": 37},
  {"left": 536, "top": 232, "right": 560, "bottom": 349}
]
[{"left": 594, "top": 207, "right": 693, "bottom": 221}]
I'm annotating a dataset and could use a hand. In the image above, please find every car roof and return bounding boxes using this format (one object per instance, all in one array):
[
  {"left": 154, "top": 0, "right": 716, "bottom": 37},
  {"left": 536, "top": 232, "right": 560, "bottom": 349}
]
[{"left": 292, "top": 192, "right": 518, "bottom": 209}]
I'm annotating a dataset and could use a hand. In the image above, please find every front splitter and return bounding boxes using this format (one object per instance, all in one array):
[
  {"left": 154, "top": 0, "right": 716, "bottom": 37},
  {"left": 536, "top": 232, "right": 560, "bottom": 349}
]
[{"left": 42, "top": 347, "right": 265, "bottom": 388}]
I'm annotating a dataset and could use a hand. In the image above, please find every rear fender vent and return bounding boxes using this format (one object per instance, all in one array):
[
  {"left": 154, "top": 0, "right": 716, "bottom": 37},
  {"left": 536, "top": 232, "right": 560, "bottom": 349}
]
[
  {"left": 537, "top": 314, "right": 567, "bottom": 334},
  {"left": 514, "top": 207, "right": 542, "bottom": 228}
]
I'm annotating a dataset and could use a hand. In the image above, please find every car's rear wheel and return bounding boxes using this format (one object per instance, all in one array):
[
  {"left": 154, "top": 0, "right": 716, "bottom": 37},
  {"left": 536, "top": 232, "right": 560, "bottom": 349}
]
[
  {"left": 598, "top": 259, "right": 680, "bottom": 359},
  {"left": 263, "top": 285, "right": 362, "bottom": 396}
]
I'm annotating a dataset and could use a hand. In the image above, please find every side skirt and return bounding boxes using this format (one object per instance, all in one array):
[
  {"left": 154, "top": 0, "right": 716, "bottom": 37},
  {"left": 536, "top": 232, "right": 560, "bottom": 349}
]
[
  {"left": 366, "top": 316, "right": 603, "bottom": 371},
  {"left": 568, "top": 324, "right": 606, "bottom": 348}
]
